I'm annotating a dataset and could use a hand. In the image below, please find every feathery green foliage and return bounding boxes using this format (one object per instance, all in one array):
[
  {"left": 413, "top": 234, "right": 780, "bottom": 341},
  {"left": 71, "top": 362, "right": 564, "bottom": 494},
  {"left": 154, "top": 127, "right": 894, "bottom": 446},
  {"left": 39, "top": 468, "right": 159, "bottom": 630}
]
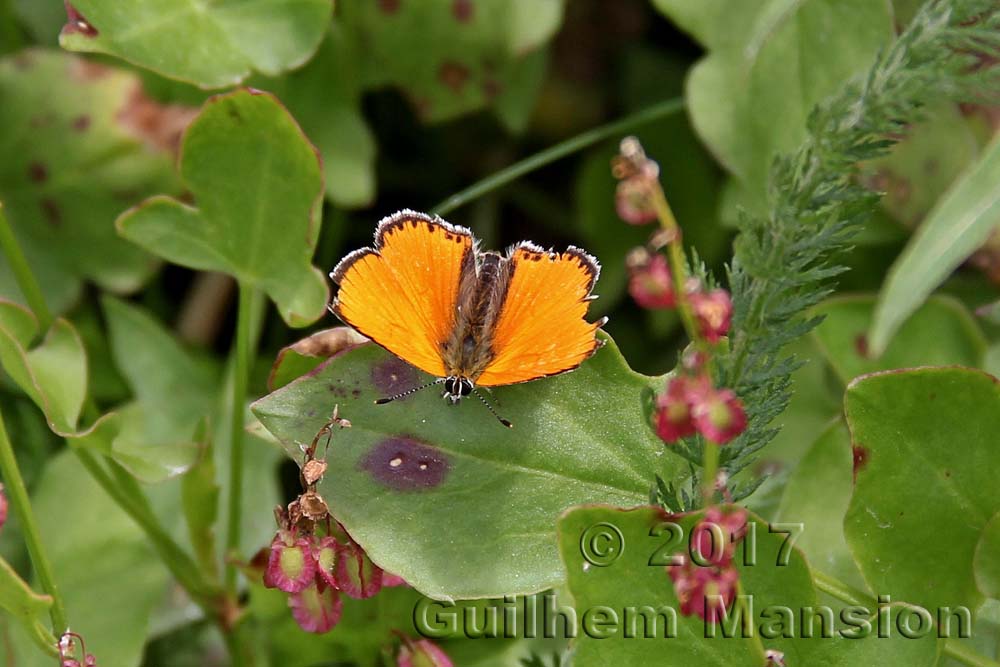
[{"left": 707, "top": 0, "right": 1000, "bottom": 483}]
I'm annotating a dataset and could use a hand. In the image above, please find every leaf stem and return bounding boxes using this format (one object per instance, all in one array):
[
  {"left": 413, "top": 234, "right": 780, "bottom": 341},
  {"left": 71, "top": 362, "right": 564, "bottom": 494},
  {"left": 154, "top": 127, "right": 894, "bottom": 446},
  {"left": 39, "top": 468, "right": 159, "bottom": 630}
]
[
  {"left": 0, "top": 203, "right": 53, "bottom": 331},
  {"left": 812, "top": 570, "right": 1000, "bottom": 667},
  {"left": 224, "top": 281, "right": 255, "bottom": 594},
  {"left": 0, "top": 406, "right": 67, "bottom": 635},
  {"left": 430, "top": 97, "right": 685, "bottom": 217}
]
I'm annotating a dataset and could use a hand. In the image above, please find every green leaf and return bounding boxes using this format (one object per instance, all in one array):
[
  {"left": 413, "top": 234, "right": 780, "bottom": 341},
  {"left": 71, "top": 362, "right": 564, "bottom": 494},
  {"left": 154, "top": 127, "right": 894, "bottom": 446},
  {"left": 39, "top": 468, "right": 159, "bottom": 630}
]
[
  {"left": 0, "top": 49, "right": 179, "bottom": 311},
  {"left": 255, "top": 27, "right": 377, "bottom": 208},
  {"left": 252, "top": 337, "right": 674, "bottom": 599},
  {"left": 870, "top": 132, "right": 1000, "bottom": 355},
  {"left": 267, "top": 326, "right": 368, "bottom": 392},
  {"left": 118, "top": 89, "right": 328, "bottom": 327},
  {"left": 844, "top": 367, "right": 1000, "bottom": 614},
  {"left": 182, "top": 431, "right": 219, "bottom": 578},
  {"left": 653, "top": 0, "right": 893, "bottom": 199},
  {"left": 976, "top": 511, "right": 1000, "bottom": 602},
  {"left": 558, "top": 505, "right": 814, "bottom": 666},
  {"left": 804, "top": 604, "right": 941, "bottom": 666},
  {"left": 811, "top": 295, "right": 986, "bottom": 385},
  {"left": 0, "top": 301, "right": 86, "bottom": 434},
  {"left": 7, "top": 450, "right": 169, "bottom": 666},
  {"left": 340, "top": 0, "right": 560, "bottom": 124},
  {"left": 63, "top": 297, "right": 219, "bottom": 482},
  {"left": 859, "top": 104, "right": 984, "bottom": 228},
  {"left": 774, "top": 420, "right": 866, "bottom": 590},
  {"left": 58, "top": 0, "right": 331, "bottom": 89},
  {"left": 0, "top": 557, "right": 55, "bottom": 656}
]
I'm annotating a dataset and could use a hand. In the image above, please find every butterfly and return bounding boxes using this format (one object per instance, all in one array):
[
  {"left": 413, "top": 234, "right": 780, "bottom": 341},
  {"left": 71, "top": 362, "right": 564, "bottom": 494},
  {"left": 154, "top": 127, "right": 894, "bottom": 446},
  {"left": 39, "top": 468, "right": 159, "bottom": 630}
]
[{"left": 329, "top": 210, "right": 607, "bottom": 426}]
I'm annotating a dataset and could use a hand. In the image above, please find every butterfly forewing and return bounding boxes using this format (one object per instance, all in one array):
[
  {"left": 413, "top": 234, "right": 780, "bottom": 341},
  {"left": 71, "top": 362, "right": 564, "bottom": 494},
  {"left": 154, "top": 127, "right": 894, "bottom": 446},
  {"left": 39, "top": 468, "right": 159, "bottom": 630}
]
[
  {"left": 475, "top": 244, "right": 604, "bottom": 387},
  {"left": 330, "top": 211, "right": 472, "bottom": 378}
]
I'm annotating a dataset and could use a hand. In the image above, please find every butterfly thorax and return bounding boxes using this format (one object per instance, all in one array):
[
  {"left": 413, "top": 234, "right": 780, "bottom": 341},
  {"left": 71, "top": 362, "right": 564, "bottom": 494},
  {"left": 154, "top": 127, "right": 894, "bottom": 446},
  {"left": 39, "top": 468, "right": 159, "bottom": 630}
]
[{"left": 439, "top": 250, "right": 512, "bottom": 391}]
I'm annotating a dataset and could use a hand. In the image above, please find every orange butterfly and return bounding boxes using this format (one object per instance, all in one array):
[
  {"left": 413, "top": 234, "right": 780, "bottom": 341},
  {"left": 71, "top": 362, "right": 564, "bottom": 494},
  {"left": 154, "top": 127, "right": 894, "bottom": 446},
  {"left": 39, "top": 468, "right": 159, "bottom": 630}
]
[{"left": 329, "top": 210, "right": 607, "bottom": 426}]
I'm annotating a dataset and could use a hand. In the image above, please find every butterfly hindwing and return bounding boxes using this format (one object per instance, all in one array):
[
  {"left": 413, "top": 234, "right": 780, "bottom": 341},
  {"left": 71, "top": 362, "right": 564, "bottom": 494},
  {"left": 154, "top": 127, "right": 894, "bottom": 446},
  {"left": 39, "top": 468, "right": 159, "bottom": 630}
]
[
  {"left": 476, "top": 243, "right": 604, "bottom": 387},
  {"left": 330, "top": 210, "right": 472, "bottom": 378}
]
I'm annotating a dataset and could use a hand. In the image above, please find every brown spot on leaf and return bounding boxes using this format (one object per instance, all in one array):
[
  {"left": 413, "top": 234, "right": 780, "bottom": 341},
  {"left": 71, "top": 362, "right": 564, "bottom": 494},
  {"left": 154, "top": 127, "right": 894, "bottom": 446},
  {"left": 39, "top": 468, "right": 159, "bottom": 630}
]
[
  {"left": 854, "top": 334, "right": 870, "bottom": 359},
  {"left": 371, "top": 357, "right": 419, "bottom": 397},
  {"left": 70, "top": 58, "right": 112, "bottom": 81},
  {"left": 72, "top": 115, "right": 91, "bottom": 132},
  {"left": 361, "top": 437, "right": 449, "bottom": 490},
  {"left": 452, "top": 0, "right": 473, "bottom": 22},
  {"left": 439, "top": 61, "right": 471, "bottom": 93},
  {"left": 28, "top": 163, "right": 48, "bottom": 183},
  {"left": 852, "top": 444, "right": 870, "bottom": 482},
  {"left": 62, "top": 1, "right": 98, "bottom": 37},
  {"left": 40, "top": 198, "right": 61, "bottom": 227},
  {"left": 482, "top": 77, "right": 502, "bottom": 100},
  {"left": 377, "top": 0, "right": 401, "bottom": 13},
  {"left": 117, "top": 85, "right": 197, "bottom": 155}
]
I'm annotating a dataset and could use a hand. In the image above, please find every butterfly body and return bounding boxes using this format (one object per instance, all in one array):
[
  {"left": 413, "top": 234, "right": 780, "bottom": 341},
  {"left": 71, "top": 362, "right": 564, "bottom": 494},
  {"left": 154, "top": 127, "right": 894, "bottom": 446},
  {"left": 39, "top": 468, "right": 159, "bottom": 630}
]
[{"left": 330, "top": 210, "right": 606, "bottom": 417}]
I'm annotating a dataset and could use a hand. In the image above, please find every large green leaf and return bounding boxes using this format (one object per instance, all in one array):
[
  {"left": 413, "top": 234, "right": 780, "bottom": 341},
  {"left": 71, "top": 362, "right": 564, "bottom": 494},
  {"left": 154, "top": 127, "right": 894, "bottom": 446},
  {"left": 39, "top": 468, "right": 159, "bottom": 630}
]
[
  {"left": 340, "top": 0, "right": 561, "bottom": 124},
  {"left": 975, "top": 513, "right": 1000, "bottom": 601},
  {"left": 252, "top": 337, "right": 675, "bottom": 599},
  {"left": 652, "top": 0, "right": 892, "bottom": 200},
  {"left": 0, "top": 49, "right": 179, "bottom": 311},
  {"left": 774, "top": 420, "right": 866, "bottom": 590},
  {"left": 869, "top": 133, "right": 1000, "bottom": 355},
  {"left": 6, "top": 450, "right": 168, "bottom": 666},
  {"left": 255, "top": 26, "right": 376, "bottom": 208},
  {"left": 0, "top": 301, "right": 86, "bottom": 434},
  {"left": 559, "top": 505, "right": 940, "bottom": 666},
  {"left": 844, "top": 367, "right": 1000, "bottom": 614},
  {"left": 811, "top": 295, "right": 986, "bottom": 385},
  {"left": 559, "top": 506, "right": 813, "bottom": 666},
  {"left": 59, "top": 0, "right": 331, "bottom": 89},
  {"left": 118, "top": 89, "right": 328, "bottom": 327}
]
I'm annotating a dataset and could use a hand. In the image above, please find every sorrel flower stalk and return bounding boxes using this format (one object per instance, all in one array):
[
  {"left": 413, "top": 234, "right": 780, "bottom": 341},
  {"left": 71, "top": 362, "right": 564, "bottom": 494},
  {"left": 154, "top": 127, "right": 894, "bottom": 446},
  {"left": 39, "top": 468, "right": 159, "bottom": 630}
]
[{"left": 613, "top": 136, "right": 746, "bottom": 505}]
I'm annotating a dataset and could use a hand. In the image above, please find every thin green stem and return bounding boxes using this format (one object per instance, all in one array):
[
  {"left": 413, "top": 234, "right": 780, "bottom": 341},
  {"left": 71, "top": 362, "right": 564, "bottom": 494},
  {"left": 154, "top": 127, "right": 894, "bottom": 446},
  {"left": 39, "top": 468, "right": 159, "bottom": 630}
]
[
  {"left": 430, "top": 97, "right": 685, "bottom": 217},
  {"left": 0, "top": 407, "right": 67, "bottom": 634},
  {"left": 224, "top": 281, "right": 255, "bottom": 594},
  {"left": 0, "top": 203, "right": 53, "bottom": 331},
  {"left": 813, "top": 570, "right": 1000, "bottom": 667}
]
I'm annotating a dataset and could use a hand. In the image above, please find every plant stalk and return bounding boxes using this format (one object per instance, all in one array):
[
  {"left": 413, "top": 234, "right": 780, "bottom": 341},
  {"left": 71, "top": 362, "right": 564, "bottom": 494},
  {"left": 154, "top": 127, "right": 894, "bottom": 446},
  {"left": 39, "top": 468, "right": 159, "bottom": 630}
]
[
  {"left": 224, "top": 281, "right": 255, "bottom": 594},
  {"left": 0, "top": 203, "right": 53, "bottom": 331},
  {"left": 0, "top": 407, "right": 67, "bottom": 634},
  {"left": 430, "top": 97, "right": 685, "bottom": 217}
]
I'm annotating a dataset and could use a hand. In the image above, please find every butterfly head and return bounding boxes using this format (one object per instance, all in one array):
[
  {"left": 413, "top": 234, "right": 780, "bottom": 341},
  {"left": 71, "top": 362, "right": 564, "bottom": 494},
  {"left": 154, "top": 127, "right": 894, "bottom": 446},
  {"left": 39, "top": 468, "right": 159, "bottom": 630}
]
[{"left": 442, "top": 376, "right": 474, "bottom": 404}]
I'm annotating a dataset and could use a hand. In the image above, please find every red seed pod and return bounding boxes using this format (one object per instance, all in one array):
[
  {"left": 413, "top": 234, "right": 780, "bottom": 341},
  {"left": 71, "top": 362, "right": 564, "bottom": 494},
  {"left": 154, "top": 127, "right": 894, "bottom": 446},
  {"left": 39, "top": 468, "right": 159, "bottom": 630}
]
[
  {"left": 289, "top": 585, "right": 343, "bottom": 633},
  {"left": 263, "top": 531, "right": 317, "bottom": 593}
]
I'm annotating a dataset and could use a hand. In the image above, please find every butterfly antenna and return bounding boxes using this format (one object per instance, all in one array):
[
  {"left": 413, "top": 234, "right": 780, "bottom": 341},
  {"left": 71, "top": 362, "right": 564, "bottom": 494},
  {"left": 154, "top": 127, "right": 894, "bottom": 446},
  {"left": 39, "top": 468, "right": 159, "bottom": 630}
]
[
  {"left": 374, "top": 378, "right": 444, "bottom": 404},
  {"left": 473, "top": 388, "right": 513, "bottom": 428}
]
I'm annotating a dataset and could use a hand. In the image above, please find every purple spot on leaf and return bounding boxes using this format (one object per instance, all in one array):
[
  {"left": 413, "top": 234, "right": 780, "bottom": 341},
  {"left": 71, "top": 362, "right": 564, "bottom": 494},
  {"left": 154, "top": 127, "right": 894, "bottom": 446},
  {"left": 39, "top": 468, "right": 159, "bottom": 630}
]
[
  {"left": 361, "top": 437, "right": 449, "bottom": 490},
  {"left": 72, "top": 115, "right": 91, "bottom": 131},
  {"left": 371, "top": 357, "right": 418, "bottom": 397},
  {"left": 63, "top": 1, "right": 98, "bottom": 37},
  {"left": 452, "top": 0, "right": 473, "bottom": 22},
  {"left": 854, "top": 334, "right": 870, "bottom": 359},
  {"left": 852, "top": 444, "right": 869, "bottom": 482},
  {"left": 377, "top": 0, "right": 401, "bottom": 14},
  {"left": 28, "top": 163, "right": 47, "bottom": 183},
  {"left": 40, "top": 198, "right": 61, "bottom": 227},
  {"left": 439, "top": 61, "right": 471, "bottom": 93}
]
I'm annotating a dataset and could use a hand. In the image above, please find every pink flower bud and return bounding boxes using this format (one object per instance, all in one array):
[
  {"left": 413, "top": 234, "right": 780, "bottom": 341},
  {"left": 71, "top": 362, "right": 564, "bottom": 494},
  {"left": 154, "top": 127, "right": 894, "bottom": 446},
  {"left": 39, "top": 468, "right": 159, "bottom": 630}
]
[
  {"left": 765, "top": 649, "right": 787, "bottom": 666},
  {"left": 653, "top": 377, "right": 696, "bottom": 443},
  {"left": 690, "top": 386, "right": 747, "bottom": 445},
  {"left": 289, "top": 585, "right": 343, "bottom": 633},
  {"left": 263, "top": 531, "right": 316, "bottom": 593},
  {"left": 667, "top": 555, "right": 739, "bottom": 623},
  {"left": 312, "top": 536, "right": 339, "bottom": 589},
  {"left": 690, "top": 288, "right": 732, "bottom": 343},
  {"left": 397, "top": 638, "right": 454, "bottom": 667},
  {"left": 615, "top": 177, "right": 658, "bottom": 225},
  {"left": 58, "top": 632, "right": 96, "bottom": 667},
  {"left": 627, "top": 249, "right": 676, "bottom": 309},
  {"left": 692, "top": 507, "right": 748, "bottom": 567},
  {"left": 336, "top": 539, "right": 384, "bottom": 599}
]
